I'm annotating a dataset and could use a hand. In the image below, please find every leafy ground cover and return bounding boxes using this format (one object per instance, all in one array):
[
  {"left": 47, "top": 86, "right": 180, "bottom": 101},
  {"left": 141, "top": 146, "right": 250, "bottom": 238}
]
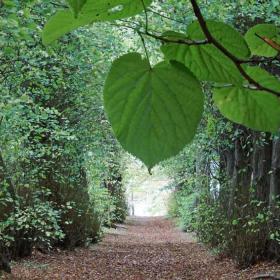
[{"left": 3, "top": 217, "right": 280, "bottom": 280}]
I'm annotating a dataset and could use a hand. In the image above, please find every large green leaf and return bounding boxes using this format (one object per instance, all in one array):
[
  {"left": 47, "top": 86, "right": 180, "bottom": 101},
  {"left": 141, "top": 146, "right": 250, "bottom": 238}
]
[
  {"left": 245, "top": 24, "right": 280, "bottom": 57},
  {"left": 43, "top": 0, "right": 152, "bottom": 45},
  {"left": 213, "top": 67, "right": 280, "bottom": 132},
  {"left": 161, "top": 34, "right": 243, "bottom": 85},
  {"left": 103, "top": 53, "right": 204, "bottom": 169},
  {"left": 188, "top": 20, "right": 251, "bottom": 59}
]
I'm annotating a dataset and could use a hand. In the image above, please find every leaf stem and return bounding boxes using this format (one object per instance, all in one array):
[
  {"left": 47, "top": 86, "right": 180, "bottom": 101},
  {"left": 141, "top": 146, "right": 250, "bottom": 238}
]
[
  {"left": 141, "top": 0, "right": 149, "bottom": 33},
  {"left": 138, "top": 31, "right": 152, "bottom": 69}
]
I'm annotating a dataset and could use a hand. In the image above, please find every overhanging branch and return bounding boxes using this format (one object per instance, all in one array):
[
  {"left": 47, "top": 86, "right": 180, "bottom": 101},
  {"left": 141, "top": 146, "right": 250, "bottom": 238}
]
[{"left": 189, "top": 0, "right": 280, "bottom": 97}]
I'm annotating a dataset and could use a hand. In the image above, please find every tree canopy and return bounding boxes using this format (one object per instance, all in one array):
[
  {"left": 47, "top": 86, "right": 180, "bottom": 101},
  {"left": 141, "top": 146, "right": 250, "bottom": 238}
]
[{"left": 42, "top": 0, "right": 280, "bottom": 169}]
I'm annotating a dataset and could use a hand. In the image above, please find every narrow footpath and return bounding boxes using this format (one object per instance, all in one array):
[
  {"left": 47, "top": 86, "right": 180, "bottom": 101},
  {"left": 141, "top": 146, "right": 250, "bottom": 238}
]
[{"left": 7, "top": 217, "right": 280, "bottom": 279}]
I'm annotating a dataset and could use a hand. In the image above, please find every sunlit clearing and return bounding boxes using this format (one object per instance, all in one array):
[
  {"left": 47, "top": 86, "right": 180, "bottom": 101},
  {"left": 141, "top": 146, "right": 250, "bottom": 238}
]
[{"left": 123, "top": 156, "right": 172, "bottom": 217}]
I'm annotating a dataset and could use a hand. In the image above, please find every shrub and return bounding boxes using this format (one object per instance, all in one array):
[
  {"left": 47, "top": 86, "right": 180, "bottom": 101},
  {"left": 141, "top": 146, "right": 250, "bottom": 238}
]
[
  {"left": 0, "top": 189, "right": 65, "bottom": 255},
  {"left": 168, "top": 189, "right": 198, "bottom": 232}
]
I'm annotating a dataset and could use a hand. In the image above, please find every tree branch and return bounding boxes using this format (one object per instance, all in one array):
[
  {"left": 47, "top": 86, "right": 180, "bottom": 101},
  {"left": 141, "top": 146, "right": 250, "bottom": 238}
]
[
  {"left": 189, "top": 0, "right": 280, "bottom": 97},
  {"left": 113, "top": 23, "right": 208, "bottom": 46},
  {"left": 145, "top": 30, "right": 209, "bottom": 45},
  {"left": 140, "top": 0, "right": 205, "bottom": 47},
  {"left": 141, "top": 0, "right": 149, "bottom": 33}
]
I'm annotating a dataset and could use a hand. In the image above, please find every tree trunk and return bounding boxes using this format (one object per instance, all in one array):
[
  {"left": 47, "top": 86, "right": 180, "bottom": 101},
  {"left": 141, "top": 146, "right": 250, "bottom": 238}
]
[
  {"left": 252, "top": 132, "right": 272, "bottom": 205},
  {"left": 269, "top": 137, "right": 280, "bottom": 205},
  {"left": 232, "top": 127, "right": 253, "bottom": 215}
]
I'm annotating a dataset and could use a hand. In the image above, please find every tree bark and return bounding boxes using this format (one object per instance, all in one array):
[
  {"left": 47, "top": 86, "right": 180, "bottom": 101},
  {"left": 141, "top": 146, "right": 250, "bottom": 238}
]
[
  {"left": 269, "top": 137, "right": 280, "bottom": 205},
  {"left": 252, "top": 132, "right": 272, "bottom": 205},
  {"left": 232, "top": 127, "right": 253, "bottom": 215}
]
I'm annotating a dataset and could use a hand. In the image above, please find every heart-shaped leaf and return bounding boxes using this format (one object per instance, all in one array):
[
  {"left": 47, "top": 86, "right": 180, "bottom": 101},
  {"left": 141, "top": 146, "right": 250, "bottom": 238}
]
[{"left": 104, "top": 53, "right": 204, "bottom": 169}]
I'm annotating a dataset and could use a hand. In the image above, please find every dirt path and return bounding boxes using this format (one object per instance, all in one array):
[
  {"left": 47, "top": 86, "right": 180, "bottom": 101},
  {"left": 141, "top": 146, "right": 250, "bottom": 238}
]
[{"left": 5, "top": 217, "right": 280, "bottom": 279}]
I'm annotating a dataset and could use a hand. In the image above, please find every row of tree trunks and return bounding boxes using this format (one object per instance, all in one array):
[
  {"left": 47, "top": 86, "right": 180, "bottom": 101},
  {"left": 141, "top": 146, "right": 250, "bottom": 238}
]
[
  {"left": 219, "top": 128, "right": 280, "bottom": 209},
  {"left": 216, "top": 125, "right": 280, "bottom": 260}
]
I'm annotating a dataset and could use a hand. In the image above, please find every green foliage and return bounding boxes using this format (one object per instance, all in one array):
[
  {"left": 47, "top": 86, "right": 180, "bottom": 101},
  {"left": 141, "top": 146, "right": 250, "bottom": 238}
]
[
  {"left": 191, "top": 195, "right": 227, "bottom": 247},
  {"left": 104, "top": 53, "right": 204, "bottom": 168},
  {"left": 162, "top": 0, "right": 280, "bottom": 268},
  {"left": 191, "top": 195, "right": 280, "bottom": 266},
  {"left": 0, "top": 0, "right": 128, "bottom": 268},
  {"left": 1, "top": 0, "right": 279, "bottom": 270},
  {"left": 168, "top": 190, "right": 198, "bottom": 232},
  {"left": 43, "top": 0, "right": 280, "bottom": 168},
  {"left": 0, "top": 189, "right": 64, "bottom": 251},
  {"left": 167, "top": 171, "right": 280, "bottom": 266}
]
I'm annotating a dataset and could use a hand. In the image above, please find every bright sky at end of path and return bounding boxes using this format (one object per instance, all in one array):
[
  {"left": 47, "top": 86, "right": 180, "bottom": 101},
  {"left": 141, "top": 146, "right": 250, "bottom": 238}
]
[{"left": 124, "top": 157, "right": 172, "bottom": 217}]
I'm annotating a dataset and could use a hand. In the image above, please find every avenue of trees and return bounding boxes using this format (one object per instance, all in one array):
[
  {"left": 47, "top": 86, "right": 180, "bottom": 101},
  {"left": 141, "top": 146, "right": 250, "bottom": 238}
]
[{"left": 0, "top": 0, "right": 279, "bottom": 272}]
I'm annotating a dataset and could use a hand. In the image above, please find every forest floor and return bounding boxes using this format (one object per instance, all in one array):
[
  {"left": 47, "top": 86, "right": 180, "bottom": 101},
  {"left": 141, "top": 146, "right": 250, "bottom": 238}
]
[{"left": 3, "top": 217, "right": 280, "bottom": 280}]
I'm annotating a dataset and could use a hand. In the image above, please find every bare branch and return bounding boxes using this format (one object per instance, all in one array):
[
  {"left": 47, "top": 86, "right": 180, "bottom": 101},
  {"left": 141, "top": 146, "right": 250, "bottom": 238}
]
[
  {"left": 147, "top": 8, "right": 187, "bottom": 25},
  {"left": 141, "top": 0, "right": 149, "bottom": 33}
]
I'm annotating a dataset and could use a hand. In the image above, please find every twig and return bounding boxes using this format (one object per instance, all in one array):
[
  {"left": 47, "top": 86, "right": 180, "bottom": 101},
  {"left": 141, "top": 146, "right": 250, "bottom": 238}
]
[
  {"left": 50, "top": 1, "right": 68, "bottom": 9},
  {"left": 118, "top": 19, "right": 142, "bottom": 29},
  {"left": 189, "top": 0, "right": 280, "bottom": 97},
  {"left": 147, "top": 8, "right": 187, "bottom": 25},
  {"left": 145, "top": 30, "right": 208, "bottom": 45},
  {"left": 118, "top": 19, "right": 162, "bottom": 35},
  {"left": 141, "top": 0, "right": 149, "bottom": 33},
  {"left": 113, "top": 23, "right": 208, "bottom": 45}
]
